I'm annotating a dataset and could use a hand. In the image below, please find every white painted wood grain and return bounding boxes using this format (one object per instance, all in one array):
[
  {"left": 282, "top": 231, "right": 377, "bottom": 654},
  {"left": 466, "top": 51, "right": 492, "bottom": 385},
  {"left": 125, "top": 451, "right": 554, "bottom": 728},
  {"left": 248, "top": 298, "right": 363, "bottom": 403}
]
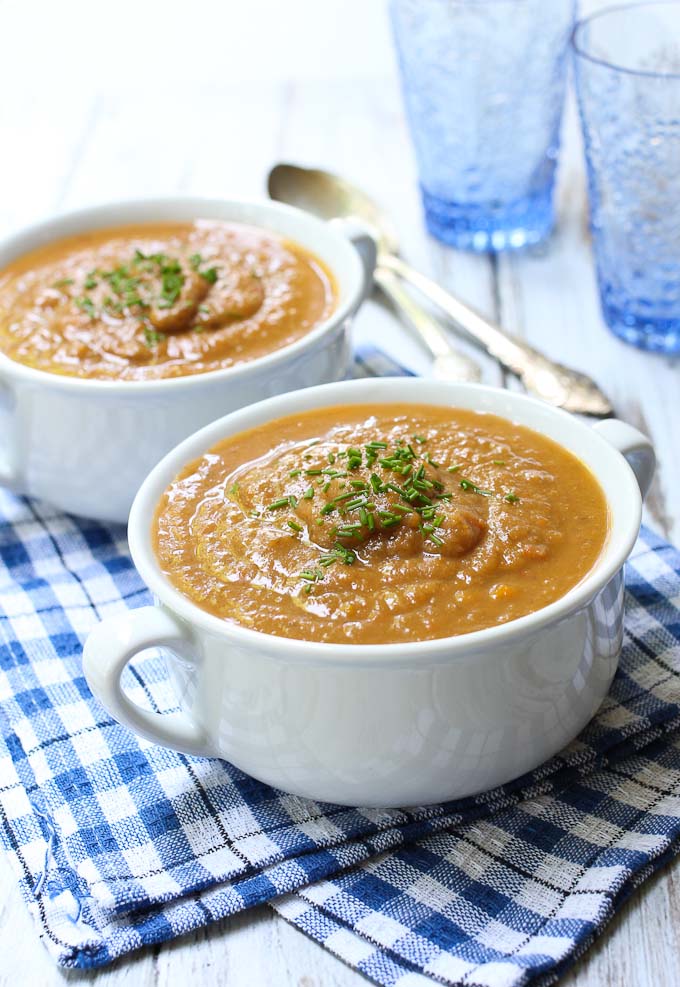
[{"left": 0, "top": 1, "right": 679, "bottom": 985}]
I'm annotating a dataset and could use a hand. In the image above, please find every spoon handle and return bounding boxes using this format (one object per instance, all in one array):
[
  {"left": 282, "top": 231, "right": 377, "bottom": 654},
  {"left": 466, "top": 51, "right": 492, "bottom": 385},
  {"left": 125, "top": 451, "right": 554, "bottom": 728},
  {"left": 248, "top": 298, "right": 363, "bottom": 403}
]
[
  {"left": 374, "top": 266, "right": 481, "bottom": 382},
  {"left": 381, "top": 254, "right": 613, "bottom": 417}
]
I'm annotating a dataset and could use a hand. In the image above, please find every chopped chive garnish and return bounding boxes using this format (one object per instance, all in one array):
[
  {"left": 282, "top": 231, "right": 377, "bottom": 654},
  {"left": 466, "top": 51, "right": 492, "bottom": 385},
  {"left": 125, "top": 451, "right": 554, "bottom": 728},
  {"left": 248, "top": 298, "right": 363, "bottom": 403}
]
[
  {"left": 76, "top": 296, "right": 96, "bottom": 317},
  {"left": 316, "top": 543, "right": 357, "bottom": 569},
  {"left": 257, "top": 433, "right": 489, "bottom": 570},
  {"left": 504, "top": 491, "right": 520, "bottom": 503},
  {"left": 144, "top": 327, "right": 166, "bottom": 347},
  {"left": 200, "top": 266, "right": 219, "bottom": 284},
  {"left": 493, "top": 459, "right": 506, "bottom": 466},
  {"left": 267, "top": 498, "right": 291, "bottom": 511},
  {"left": 299, "top": 568, "right": 324, "bottom": 582},
  {"left": 459, "top": 478, "right": 493, "bottom": 497},
  {"left": 331, "top": 491, "right": 357, "bottom": 504}
]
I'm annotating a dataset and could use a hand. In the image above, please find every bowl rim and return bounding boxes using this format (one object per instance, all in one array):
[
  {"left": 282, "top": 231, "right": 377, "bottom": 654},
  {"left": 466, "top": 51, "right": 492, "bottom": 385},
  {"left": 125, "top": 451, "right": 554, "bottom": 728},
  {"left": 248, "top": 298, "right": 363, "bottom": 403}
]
[
  {"left": 0, "top": 195, "right": 365, "bottom": 394},
  {"left": 128, "top": 377, "right": 643, "bottom": 666}
]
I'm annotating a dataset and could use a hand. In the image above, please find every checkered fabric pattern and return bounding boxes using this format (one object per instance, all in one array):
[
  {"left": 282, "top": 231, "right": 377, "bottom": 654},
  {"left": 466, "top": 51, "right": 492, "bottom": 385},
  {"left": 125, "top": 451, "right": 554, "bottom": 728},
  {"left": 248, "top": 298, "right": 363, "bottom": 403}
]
[{"left": 1, "top": 348, "right": 680, "bottom": 987}]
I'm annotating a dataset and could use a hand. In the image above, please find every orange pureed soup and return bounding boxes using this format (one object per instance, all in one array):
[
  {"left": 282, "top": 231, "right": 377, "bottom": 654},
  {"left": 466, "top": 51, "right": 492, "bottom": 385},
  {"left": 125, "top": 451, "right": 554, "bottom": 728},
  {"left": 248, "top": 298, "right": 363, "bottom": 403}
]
[
  {"left": 153, "top": 404, "right": 609, "bottom": 645},
  {"left": 0, "top": 221, "right": 336, "bottom": 381}
]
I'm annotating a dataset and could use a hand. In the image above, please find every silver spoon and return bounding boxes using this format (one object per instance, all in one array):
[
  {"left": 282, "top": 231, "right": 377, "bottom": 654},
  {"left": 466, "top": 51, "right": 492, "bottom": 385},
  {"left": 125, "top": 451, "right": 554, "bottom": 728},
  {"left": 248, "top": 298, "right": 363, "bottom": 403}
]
[
  {"left": 372, "top": 265, "right": 482, "bottom": 382},
  {"left": 268, "top": 163, "right": 613, "bottom": 417},
  {"left": 325, "top": 222, "right": 481, "bottom": 381},
  {"left": 273, "top": 190, "right": 481, "bottom": 381}
]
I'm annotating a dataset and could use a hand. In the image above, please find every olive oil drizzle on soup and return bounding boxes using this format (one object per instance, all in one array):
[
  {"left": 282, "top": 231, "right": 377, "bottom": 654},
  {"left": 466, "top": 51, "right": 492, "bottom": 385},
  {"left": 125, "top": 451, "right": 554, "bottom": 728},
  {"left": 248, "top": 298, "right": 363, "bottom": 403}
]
[
  {"left": 153, "top": 404, "right": 609, "bottom": 645},
  {"left": 0, "top": 221, "right": 336, "bottom": 381}
]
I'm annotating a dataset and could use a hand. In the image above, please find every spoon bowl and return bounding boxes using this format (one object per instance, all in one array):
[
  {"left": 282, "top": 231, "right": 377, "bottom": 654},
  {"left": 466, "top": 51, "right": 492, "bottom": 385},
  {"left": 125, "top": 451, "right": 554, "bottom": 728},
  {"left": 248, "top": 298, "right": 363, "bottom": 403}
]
[
  {"left": 268, "top": 162, "right": 613, "bottom": 417},
  {"left": 269, "top": 164, "right": 399, "bottom": 255},
  {"left": 270, "top": 165, "right": 482, "bottom": 382}
]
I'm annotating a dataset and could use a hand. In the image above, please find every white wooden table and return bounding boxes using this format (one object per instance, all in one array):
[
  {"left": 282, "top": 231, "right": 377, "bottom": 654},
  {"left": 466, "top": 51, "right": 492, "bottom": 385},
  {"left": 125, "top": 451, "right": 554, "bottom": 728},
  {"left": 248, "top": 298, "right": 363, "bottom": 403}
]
[{"left": 1, "top": 2, "right": 679, "bottom": 984}]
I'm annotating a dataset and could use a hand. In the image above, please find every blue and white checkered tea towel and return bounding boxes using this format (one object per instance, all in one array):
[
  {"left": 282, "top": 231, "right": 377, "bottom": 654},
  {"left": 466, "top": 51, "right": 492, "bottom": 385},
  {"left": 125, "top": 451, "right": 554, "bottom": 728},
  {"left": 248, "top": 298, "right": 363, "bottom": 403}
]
[{"left": 1, "top": 348, "right": 680, "bottom": 987}]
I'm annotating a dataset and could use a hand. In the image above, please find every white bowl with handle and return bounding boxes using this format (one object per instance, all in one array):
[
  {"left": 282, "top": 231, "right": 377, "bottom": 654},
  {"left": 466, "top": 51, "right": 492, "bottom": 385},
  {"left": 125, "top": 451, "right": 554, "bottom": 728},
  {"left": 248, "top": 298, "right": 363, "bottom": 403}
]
[
  {"left": 0, "top": 198, "right": 374, "bottom": 522},
  {"left": 83, "top": 377, "right": 655, "bottom": 807}
]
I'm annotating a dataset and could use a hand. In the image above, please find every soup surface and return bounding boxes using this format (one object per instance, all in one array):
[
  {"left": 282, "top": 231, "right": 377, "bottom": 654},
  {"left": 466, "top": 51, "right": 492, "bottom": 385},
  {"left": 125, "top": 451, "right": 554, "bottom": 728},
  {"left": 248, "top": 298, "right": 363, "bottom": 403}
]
[
  {"left": 154, "top": 404, "right": 609, "bottom": 644},
  {"left": 0, "top": 221, "right": 335, "bottom": 380}
]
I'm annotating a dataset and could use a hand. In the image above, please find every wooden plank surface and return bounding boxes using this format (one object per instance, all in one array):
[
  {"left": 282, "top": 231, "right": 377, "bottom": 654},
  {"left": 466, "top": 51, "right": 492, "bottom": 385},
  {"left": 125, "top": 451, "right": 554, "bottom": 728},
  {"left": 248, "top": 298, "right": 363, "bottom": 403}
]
[{"left": 0, "top": 1, "right": 679, "bottom": 985}]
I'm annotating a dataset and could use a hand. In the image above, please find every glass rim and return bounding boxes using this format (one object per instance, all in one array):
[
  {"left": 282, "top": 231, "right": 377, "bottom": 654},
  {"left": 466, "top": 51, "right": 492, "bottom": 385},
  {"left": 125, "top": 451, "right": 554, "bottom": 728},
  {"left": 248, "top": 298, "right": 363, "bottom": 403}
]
[{"left": 571, "top": 0, "right": 680, "bottom": 80}]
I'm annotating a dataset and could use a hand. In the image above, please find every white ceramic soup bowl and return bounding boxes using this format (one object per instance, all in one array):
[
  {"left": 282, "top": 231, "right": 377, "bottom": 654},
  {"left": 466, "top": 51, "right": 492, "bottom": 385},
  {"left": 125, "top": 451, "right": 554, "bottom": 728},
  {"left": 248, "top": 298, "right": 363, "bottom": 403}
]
[
  {"left": 0, "top": 197, "right": 374, "bottom": 522},
  {"left": 83, "top": 377, "right": 654, "bottom": 808}
]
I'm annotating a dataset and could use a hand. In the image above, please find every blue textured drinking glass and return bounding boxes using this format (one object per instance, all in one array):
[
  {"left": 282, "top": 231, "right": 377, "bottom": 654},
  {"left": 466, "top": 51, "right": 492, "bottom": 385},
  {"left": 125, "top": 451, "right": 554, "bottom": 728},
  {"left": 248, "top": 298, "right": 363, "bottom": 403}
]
[
  {"left": 389, "top": 0, "right": 575, "bottom": 251},
  {"left": 573, "top": 2, "right": 680, "bottom": 354}
]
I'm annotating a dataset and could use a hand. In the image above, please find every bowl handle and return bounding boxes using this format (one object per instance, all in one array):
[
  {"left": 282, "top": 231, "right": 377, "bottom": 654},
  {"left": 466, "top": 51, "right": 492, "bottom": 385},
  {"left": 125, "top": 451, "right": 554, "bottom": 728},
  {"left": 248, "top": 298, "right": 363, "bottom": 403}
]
[
  {"left": 329, "top": 217, "right": 377, "bottom": 301},
  {"left": 593, "top": 419, "right": 656, "bottom": 499},
  {"left": 82, "top": 607, "right": 212, "bottom": 757}
]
